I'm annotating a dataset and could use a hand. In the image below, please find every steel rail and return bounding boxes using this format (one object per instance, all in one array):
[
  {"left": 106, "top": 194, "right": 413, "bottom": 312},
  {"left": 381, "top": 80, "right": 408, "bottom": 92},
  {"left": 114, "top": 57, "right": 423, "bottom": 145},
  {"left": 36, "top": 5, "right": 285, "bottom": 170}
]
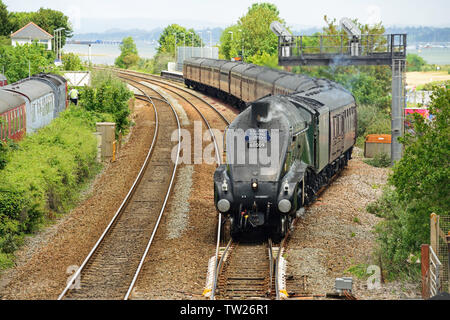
[
  {"left": 121, "top": 70, "right": 284, "bottom": 300},
  {"left": 211, "top": 239, "right": 233, "bottom": 300},
  {"left": 118, "top": 74, "right": 224, "bottom": 166},
  {"left": 114, "top": 70, "right": 230, "bottom": 301},
  {"left": 114, "top": 69, "right": 231, "bottom": 126},
  {"left": 268, "top": 238, "right": 274, "bottom": 295},
  {"left": 58, "top": 84, "right": 160, "bottom": 300},
  {"left": 120, "top": 78, "right": 182, "bottom": 300},
  {"left": 274, "top": 236, "right": 288, "bottom": 300}
]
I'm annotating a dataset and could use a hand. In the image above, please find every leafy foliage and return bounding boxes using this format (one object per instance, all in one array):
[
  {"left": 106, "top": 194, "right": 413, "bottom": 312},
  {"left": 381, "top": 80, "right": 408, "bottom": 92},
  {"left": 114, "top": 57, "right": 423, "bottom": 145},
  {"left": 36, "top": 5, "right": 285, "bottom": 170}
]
[
  {"left": 0, "top": 0, "right": 10, "bottom": 36},
  {"left": 8, "top": 7, "right": 73, "bottom": 46},
  {"left": 363, "top": 152, "right": 391, "bottom": 168},
  {"left": 62, "top": 52, "right": 85, "bottom": 71},
  {"left": 356, "top": 104, "right": 391, "bottom": 146},
  {"left": 115, "top": 37, "right": 139, "bottom": 69},
  {"left": 0, "top": 42, "right": 56, "bottom": 83},
  {"left": 406, "top": 54, "right": 427, "bottom": 72},
  {"left": 79, "top": 70, "right": 133, "bottom": 135},
  {"left": 392, "top": 86, "right": 449, "bottom": 211},
  {"left": 0, "top": 107, "right": 103, "bottom": 266},
  {"left": 157, "top": 24, "right": 203, "bottom": 56},
  {"left": 219, "top": 2, "right": 284, "bottom": 64},
  {"left": 370, "top": 85, "right": 450, "bottom": 279}
]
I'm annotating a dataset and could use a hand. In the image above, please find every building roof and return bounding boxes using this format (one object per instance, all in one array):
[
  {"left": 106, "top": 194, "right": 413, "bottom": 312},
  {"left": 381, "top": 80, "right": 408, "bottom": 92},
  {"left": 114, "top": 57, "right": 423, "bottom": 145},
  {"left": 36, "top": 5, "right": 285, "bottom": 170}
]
[
  {"left": 11, "top": 22, "right": 53, "bottom": 40},
  {"left": 4, "top": 80, "right": 54, "bottom": 102},
  {"left": 0, "top": 90, "right": 26, "bottom": 114}
]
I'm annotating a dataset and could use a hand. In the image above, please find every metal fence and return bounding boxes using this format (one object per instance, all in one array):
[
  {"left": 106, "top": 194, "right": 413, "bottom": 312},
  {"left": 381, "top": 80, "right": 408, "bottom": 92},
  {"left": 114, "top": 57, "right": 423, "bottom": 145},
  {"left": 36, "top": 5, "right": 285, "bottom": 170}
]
[
  {"left": 278, "top": 34, "right": 407, "bottom": 58},
  {"left": 176, "top": 46, "right": 219, "bottom": 71},
  {"left": 406, "top": 90, "right": 433, "bottom": 106},
  {"left": 431, "top": 213, "right": 450, "bottom": 293}
]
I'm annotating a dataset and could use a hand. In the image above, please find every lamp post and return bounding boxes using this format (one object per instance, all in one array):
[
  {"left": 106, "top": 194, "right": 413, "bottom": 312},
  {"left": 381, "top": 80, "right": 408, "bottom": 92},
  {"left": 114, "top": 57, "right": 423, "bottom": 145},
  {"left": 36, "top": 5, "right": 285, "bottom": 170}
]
[
  {"left": 173, "top": 32, "right": 177, "bottom": 62},
  {"left": 189, "top": 32, "right": 193, "bottom": 57},
  {"left": 182, "top": 33, "right": 186, "bottom": 63},
  {"left": 54, "top": 27, "right": 65, "bottom": 61},
  {"left": 198, "top": 31, "right": 202, "bottom": 57},
  {"left": 207, "top": 30, "right": 212, "bottom": 58},
  {"left": 239, "top": 29, "right": 244, "bottom": 61}
]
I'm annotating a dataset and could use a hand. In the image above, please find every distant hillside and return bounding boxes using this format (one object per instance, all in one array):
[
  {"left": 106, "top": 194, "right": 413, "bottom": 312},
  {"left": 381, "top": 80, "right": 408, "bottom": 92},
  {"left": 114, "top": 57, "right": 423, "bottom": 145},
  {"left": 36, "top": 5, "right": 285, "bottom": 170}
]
[
  {"left": 72, "top": 27, "right": 224, "bottom": 45},
  {"left": 386, "top": 26, "right": 450, "bottom": 43},
  {"left": 72, "top": 26, "right": 450, "bottom": 46}
]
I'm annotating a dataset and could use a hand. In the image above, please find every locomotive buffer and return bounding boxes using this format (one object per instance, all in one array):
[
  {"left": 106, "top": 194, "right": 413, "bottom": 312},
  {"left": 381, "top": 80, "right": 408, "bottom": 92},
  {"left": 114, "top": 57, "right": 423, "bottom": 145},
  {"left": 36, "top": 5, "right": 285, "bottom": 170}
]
[{"left": 272, "top": 19, "right": 407, "bottom": 165}]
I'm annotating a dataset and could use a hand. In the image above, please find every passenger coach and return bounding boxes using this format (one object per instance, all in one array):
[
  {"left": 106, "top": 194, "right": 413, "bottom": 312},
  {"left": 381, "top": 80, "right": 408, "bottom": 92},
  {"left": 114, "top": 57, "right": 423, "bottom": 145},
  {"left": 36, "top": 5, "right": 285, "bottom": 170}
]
[{"left": 0, "top": 73, "right": 68, "bottom": 141}]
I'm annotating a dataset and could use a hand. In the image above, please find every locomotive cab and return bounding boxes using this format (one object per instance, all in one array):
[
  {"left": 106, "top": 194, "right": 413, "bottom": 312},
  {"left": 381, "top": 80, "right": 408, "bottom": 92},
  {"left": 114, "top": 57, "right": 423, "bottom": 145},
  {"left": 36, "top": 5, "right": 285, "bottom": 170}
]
[{"left": 214, "top": 96, "right": 311, "bottom": 241}]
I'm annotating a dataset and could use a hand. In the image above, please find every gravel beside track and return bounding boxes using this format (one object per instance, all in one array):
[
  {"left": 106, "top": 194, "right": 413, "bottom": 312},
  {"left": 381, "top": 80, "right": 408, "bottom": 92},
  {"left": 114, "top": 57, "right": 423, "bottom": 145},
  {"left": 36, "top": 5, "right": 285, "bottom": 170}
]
[
  {"left": 0, "top": 99, "right": 155, "bottom": 299},
  {"left": 0, "top": 68, "right": 421, "bottom": 300},
  {"left": 62, "top": 85, "right": 179, "bottom": 299},
  {"left": 285, "top": 148, "right": 421, "bottom": 300}
]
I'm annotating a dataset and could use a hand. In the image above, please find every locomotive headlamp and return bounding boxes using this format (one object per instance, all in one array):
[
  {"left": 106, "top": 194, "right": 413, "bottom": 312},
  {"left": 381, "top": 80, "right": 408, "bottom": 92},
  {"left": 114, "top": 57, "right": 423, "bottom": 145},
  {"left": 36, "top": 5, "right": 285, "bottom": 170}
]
[
  {"left": 251, "top": 178, "right": 258, "bottom": 191},
  {"left": 283, "top": 180, "right": 289, "bottom": 193},
  {"left": 222, "top": 180, "right": 228, "bottom": 192},
  {"left": 278, "top": 199, "right": 291, "bottom": 213},
  {"left": 217, "top": 199, "right": 231, "bottom": 213}
]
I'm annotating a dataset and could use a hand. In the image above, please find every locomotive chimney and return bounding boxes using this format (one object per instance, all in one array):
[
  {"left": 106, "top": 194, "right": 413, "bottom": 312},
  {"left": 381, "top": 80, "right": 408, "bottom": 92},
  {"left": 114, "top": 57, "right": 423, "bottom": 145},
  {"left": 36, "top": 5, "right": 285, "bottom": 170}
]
[{"left": 251, "top": 100, "right": 271, "bottom": 125}]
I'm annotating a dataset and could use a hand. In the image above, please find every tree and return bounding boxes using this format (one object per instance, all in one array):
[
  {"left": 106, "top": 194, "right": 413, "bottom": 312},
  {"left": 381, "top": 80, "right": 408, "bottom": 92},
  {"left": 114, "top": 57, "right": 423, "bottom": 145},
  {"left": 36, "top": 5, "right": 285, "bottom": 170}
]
[
  {"left": 406, "top": 54, "right": 426, "bottom": 72},
  {"left": 115, "top": 37, "right": 139, "bottom": 69},
  {"left": 157, "top": 24, "right": 203, "bottom": 56},
  {"left": 391, "top": 85, "right": 449, "bottom": 213},
  {"left": 369, "top": 84, "right": 450, "bottom": 277},
  {"left": 0, "top": 0, "right": 10, "bottom": 36},
  {"left": 220, "top": 3, "right": 284, "bottom": 63},
  {"left": 0, "top": 42, "right": 55, "bottom": 83},
  {"left": 62, "top": 52, "right": 84, "bottom": 71}
]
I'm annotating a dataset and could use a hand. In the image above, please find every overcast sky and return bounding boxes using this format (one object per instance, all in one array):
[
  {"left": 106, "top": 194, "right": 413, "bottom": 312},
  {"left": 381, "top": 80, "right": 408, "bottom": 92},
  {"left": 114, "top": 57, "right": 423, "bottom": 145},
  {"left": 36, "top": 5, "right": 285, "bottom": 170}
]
[{"left": 4, "top": 0, "right": 450, "bottom": 33}]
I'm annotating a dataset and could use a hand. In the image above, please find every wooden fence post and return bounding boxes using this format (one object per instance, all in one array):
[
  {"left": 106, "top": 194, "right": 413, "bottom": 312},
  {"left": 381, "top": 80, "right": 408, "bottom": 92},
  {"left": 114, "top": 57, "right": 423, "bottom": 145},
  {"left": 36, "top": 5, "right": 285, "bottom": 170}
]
[
  {"left": 430, "top": 213, "right": 439, "bottom": 254},
  {"left": 421, "top": 244, "right": 430, "bottom": 299}
]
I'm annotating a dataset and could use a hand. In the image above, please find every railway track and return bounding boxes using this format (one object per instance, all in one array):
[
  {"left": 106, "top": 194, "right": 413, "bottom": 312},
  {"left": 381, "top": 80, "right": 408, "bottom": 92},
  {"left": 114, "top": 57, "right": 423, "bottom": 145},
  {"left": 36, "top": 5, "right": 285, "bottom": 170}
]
[
  {"left": 59, "top": 68, "right": 234, "bottom": 299},
  {"left": 58, "top": 80, "right": 181, "bottom": 300},
  {"left": 215, "top": 241, "right": 273, "bottom": 299},
  {"left": 113, "top": 70, "right": 233, "bottom": 299},
  {"left": 109, "top": 69, "right": 287, "bottom": 301}
]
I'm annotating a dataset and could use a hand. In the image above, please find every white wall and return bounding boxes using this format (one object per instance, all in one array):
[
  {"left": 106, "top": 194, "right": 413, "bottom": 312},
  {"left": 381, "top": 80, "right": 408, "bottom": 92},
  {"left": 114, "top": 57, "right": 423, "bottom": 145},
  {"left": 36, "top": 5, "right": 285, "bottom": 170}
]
[{"left": 11, "top": 38, "right": 52, "bottom": 50}]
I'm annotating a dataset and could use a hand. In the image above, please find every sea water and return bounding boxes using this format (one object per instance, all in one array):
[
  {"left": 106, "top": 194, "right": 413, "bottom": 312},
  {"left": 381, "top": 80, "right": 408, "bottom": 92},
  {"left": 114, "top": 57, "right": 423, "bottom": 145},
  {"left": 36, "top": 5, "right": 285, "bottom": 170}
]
[{"left": 63, "top": 42, "right": 157, "bottom": 65}]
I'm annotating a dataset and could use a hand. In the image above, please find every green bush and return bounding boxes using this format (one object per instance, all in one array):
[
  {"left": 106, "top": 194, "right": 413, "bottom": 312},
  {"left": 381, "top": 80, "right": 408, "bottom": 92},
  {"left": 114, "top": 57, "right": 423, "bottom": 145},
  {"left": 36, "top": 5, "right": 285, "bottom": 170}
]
[
  {"left": 363, "top": 152, "right": 391, "bottom": 168},
  {"left": 62, "top": 52, "right": 85, "bottom": 71},
  {"left": 406, "top": 53, "right": 426, "bottom": 72},
  {"left": 0, "top": 106, "right": 103, "bottom": 267},
  {"left": 369, "top": 85, "right": 450, "bottom": 280},
  {"left": 80, "top": 70, "right": 132, "bottom": 135}
]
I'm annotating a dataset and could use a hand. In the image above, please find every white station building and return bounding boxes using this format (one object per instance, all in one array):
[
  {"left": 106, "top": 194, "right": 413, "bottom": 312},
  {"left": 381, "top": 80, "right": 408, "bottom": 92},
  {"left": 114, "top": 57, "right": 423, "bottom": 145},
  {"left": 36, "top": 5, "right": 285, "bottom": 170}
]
[{"left": 10, "top": 22, "right": 53, "bottom": 50}]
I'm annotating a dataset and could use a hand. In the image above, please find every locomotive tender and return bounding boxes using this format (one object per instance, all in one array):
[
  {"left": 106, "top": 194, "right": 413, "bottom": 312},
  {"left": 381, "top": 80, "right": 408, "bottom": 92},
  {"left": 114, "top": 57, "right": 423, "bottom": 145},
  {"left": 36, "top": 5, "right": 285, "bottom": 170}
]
[
  {"left": 0, "top": 73, "right": 67, "bottom": 141},
  {"left": 184, "top": 58, "right": 357, "bottom": 241}
]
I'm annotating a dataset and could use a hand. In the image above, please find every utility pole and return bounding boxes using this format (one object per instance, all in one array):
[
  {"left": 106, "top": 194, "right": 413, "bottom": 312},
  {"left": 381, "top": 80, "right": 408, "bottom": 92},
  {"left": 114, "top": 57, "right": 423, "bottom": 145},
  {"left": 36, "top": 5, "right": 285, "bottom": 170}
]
[
  {"left": 183, "top": 33, "right": 186, "bottom": 63},
  {"left": 173, "top": 32, "right": 177, "bottom": 62},
  {"left": 199, "top": 31, "right": 202, "bottom": 58},
  {"left": 189, "top": 32, "right": 193, "bottom": 57},
  {"left": 207, "top": 31, "right": 212, "bottom": 58}
]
